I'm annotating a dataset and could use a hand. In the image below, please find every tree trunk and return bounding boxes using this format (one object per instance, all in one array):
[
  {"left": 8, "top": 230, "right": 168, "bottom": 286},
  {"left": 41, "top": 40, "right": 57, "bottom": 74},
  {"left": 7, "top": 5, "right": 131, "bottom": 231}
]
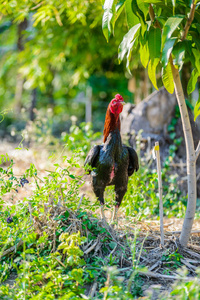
[
  {"left": 15, "top": 73, "right": 24, "bottom": 115},
  {"left": 30, "top": 88, "right": 37, "bottom": 121},
  {"left": 85, "top": 86, "right": 92, "bottom": 123},
  {"left": 181, "top": 62, "right": 191, "bottom": 99},
  {"left": 14, "top": 18, "right": 28, "bottom": 116},
  {"left": 170, "top": 61, "right": 196, "bottom": 247}
]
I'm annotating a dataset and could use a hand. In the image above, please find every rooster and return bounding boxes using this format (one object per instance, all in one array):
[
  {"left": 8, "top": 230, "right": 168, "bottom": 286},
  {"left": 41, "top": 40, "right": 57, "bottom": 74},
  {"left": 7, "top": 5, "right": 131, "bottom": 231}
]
[{"left": 84, "top": 94, "right": 139, "bottom": 221}]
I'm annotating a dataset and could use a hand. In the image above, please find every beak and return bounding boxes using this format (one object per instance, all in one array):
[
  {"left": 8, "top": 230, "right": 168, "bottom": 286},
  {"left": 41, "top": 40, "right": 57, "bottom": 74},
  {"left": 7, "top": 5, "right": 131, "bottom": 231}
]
[{"left": 121, "top": 101, "right": 126, "bottom": 105}]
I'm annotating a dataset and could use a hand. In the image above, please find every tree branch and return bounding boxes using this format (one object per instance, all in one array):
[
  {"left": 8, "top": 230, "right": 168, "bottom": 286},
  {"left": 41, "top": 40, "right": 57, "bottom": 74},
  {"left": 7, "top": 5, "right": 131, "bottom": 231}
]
[
  {"left": 149, "top": 4, "right": 162, "bottom": 30},
  {"left": 181, "top": 0, "right": 196, "bottom": 41},
  {"left": 195, "top": 141, "right": 200, "bottom": 161},
  {"left": 149, "top": 3, "right": 155, "bottom": 21}
]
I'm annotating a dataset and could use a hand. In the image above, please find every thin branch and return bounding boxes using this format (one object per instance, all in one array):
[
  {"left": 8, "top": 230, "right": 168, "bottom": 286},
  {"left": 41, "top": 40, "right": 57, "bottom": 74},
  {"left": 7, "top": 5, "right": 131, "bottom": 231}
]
[
  {"left": 155, "top": 142, "right": 164, "bottom": 247},
  {"left": 167, "top": 229, "right": 200, "bottom": 234},
  {"left": 31, "top": 1, "right": 44, "bottom": 10},
  {"left": 149, "top": 4, "right": 162, "bottom": 30},
  {"left": 54, "top": 257, "right": 66, "bottom": 268},
  {"left": 180, "top": 258, "right": 197, "bottom": 271},
  {"left": 181, "top": 0, "right": 196, "bottom": 41},
  {"left": 84, "top": 239, "right": 99, "bottom": 255},
  {"left": 89, "top": 281, "right": 97, "bottom": 299},
  {"left": 76, "top": 194, "right": 85, "bottom": 212},
  {"left": 195, "top": 141, "right": 200, "bottom": 161},
  {"left": 183, "top": 247, "right": 200, "bottom": 259},
  {"left": 139, "top": 270, "right": 200, "bottom": 282},
  {"left": 59, "top": 185, "right": 65, "bottom": 206},
  {"left": 0, "top": 239, "right": 23, "bottom": 259},
  {"left": 148, "top": 261, "right": 161, "bottom": 271},
  {"left": 149, "top": 3, "right": 155, "bottom": 21},
  {"left": 28, "top": 201, "right": 33, "bottom": 223},
  {"left": 149, "top": 1, "right": 196, "bottom": 39},
  {"left": 0, "top": 226, "right": 33, "bottom": 259}
]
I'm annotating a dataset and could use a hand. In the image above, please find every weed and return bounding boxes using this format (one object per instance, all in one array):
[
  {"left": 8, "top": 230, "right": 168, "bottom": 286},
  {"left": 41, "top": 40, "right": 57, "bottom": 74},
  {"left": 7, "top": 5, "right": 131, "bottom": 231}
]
[{"left": 0, "top": 121, "right": 199, "bottom": 299}]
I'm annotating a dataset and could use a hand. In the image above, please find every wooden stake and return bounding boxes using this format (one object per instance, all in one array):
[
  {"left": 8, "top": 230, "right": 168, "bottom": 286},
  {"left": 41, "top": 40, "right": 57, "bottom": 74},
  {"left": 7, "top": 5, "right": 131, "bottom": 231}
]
[{"left": 154, "top": 142, "right": 164, "bottom": 247}]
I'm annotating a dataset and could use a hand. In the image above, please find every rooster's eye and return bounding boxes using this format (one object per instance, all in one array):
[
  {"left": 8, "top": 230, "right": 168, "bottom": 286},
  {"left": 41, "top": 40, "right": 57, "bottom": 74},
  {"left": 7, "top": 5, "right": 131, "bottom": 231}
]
[{"left": 113, "top": 101, "right": 116, "bottom": 104}]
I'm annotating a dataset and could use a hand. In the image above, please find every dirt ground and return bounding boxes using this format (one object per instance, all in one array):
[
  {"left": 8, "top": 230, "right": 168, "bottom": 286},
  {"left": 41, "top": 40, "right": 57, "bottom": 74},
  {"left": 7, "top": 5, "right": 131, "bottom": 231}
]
[{"left": 1, "top": 141, "right": 200, "bottom": 298}]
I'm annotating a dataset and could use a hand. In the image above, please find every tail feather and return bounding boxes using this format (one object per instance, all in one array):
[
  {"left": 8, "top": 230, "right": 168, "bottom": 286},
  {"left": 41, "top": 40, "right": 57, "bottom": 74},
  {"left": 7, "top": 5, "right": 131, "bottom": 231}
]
[{"left": 126, "top": 146, "right": 139, "bottom": 176}]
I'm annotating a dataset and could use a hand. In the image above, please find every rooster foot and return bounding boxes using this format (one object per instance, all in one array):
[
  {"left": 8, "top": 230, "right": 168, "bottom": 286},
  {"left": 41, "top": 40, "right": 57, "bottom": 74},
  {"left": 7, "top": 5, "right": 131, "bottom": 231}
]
[{"left": 110, "top": 205, "right": 119, "bottom": 224}]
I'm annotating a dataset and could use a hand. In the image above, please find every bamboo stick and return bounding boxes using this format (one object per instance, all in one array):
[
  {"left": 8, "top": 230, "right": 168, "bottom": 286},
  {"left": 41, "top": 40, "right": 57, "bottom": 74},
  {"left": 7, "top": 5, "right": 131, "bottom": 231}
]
[{"left": 154, "top": 142, "right": 164, "bottom": 247}]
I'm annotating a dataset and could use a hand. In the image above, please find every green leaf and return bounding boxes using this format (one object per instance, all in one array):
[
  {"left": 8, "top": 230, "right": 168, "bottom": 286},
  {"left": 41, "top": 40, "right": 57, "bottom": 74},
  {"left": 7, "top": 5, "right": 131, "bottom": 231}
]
[
  {"left": 194, "top": 92, "right": 200, "bottom": 122},
  {"left": 125, "top": 0, "right": 139, "bottom": 29},
  {"left": 137, "top": 0, "right": 149, "bottom": 19},
  {"left": 140, "top": 42, "right": 149, "bottom": 68},
  {"left": 148, "top": 58, "right": 159, "bottom": 90},
  {"left": 144, "top": 0, "right": 163, "bottom": 2},
  {"left": 148, "top": 27, "right": 161, "bottom": 60},
  {"left": 109, "top": 241, "right": 117, "bottom": 249},
  {"left": 137, "top": 0, "right": 149, "bottom": 20},
  {"left": 161, "top": 37, "right": 176, "bottom": 66},
  {"left": 69, "top": 174, "right": 76, "bottom": 179},
  {"left": 131, "top": 0, "right": 146, "bottom": 35},
  {"left": 162, "top": 62, "right": 174, "bottom": 94},
  {"left": 126, "top": 39, "right": 135, "bottom": 73},
  {"left": 65, "top": 210, "right": 69, "bottom": 219},
  {"left": 162, "top": 16, "right": 184, "bottom": 48},
  {"left": 0, "top": 21, "right": 12, "bottom": 34},
  {"left": 190, "top": 31, "right": 200, "bottom": 51},
  {"left": 172, "top": 0, "right": 176, "bottom": 15},
  {"left": 172, "top": 41, "right": 185, "bottom": 69},
  {"left": 187, "top": 69, "right": 199, "bottom": 94},
  {"left": 118, "top": 23, "right": 141, "bottom": 62},
  {"left": 102, "top": 0, "right": 116, "bottom": 42},
  {"left": 195, "top": 23, "right": 200, "bottom": 34},
  {"left": 112, "top": 0, "right": 126, "bottom": 31},
  {"left": 192, "top": 48, "right": 200, "bottom": 73}
]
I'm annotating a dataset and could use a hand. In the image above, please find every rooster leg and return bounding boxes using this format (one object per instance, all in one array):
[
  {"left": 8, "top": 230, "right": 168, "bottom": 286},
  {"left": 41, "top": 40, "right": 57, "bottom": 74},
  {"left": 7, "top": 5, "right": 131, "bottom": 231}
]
[
  {"left": 111, "top": 205, "right": 119, "bottom": 223},
  {"left": 94, "top": 186, "right": 107, "bottom": 222},
  {"left": 112, "top": 186, "right": 127, "bottom": 222}
]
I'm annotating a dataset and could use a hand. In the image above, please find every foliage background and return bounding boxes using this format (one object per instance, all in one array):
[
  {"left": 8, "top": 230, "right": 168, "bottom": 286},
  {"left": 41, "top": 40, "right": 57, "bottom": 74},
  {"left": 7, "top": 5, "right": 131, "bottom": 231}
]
[
  {"left": 0, "top": 0, "right": 134, "bottom": 136},
  {"left": 0, "top": 1, "right": 200, "bottom": 299}
]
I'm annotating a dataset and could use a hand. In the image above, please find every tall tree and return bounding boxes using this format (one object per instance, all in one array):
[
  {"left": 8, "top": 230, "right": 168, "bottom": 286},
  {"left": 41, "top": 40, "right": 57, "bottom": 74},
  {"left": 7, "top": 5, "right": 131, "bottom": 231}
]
[
  {"left": 102, "top": 0, "right": 200, "bottom": 246},
  {"left": 0, "top": 0, "right": 127, "bottom": 118},
  {"left": 15, "top": 18, "right": 28, "bottom": 115}
]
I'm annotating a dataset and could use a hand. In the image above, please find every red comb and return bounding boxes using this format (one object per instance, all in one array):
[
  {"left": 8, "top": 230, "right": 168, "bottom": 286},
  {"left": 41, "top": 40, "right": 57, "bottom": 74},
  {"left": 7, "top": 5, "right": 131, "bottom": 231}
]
[{"left": 115, "top": 94, "right": 123, "bottom": 100}]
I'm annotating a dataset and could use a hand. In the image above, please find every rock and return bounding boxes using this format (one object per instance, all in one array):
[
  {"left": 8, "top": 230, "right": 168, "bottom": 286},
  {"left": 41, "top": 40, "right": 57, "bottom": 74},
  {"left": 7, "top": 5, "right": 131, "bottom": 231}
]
[
  {"left": 121, "top": 87, "right": 200, "bottom": 197},
  {"left": 121, "top": 87, "right": 177, "bottom": 157},
  {"left": 121, "top": 87, "right": 176, "bottom": 137}
]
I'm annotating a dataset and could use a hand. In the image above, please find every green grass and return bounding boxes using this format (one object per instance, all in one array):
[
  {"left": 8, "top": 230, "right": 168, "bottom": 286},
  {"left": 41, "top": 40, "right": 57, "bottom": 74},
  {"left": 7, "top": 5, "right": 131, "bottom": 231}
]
[{"left": 0, "top": 122, "right": 199, "bottom": 299}]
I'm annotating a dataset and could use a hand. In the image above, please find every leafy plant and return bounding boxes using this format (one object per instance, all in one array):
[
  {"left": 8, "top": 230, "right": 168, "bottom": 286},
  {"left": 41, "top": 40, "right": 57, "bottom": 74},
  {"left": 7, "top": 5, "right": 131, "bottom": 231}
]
[
  {"left": 58, "top": 232, "right": 86, "bottom": 267},
  {"left": 161, "top": 250, "right": 183, "bottom": 272},
  {"left": 61, "top": 122, "right": 101, "bottom": 158},
  {"left": 102, "top": 0, "right": 200, "bottom": 246}
]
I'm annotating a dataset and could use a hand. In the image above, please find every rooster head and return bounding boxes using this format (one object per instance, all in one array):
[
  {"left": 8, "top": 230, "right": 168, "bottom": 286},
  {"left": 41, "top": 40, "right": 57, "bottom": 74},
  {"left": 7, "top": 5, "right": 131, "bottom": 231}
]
[{"left": 109, "top": 94, "right": 125, "bottom": 115}]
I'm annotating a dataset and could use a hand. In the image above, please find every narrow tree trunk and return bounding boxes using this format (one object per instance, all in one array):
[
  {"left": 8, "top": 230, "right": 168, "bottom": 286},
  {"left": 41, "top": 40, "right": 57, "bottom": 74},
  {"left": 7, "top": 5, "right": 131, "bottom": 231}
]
[
  {"left": 181, "top": 62, "right": 191, "bottom": 99},
  {"left": 14, "top": 18, "right": 28, "bottom": 116},
  {"left": 30, "top": 88, "right": 37, "bottom": 121},
  {"left": 85, "top": 86, "right": 92, "bottom": 123},
  {"left": 155, "top": 142, "right": 164, "bottom": 247},
  {"left": 171, "top": 61, "right": 196, "bottom": 247},
  {"left": 15, "top": 74, "right": 24, "bottom": 115}
]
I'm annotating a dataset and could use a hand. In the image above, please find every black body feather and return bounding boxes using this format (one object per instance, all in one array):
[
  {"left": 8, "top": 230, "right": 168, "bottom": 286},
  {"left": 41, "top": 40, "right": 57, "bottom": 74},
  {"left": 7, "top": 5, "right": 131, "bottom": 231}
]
[{"left": 84, "top": 128, "right": 139, "bottom": 207}]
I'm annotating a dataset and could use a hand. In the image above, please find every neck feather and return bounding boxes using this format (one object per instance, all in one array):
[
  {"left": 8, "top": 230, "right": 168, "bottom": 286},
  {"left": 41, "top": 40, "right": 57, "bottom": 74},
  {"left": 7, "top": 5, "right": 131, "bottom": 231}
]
[{"left": 103, "top": 108, "right": 121, "bottom": 143}]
